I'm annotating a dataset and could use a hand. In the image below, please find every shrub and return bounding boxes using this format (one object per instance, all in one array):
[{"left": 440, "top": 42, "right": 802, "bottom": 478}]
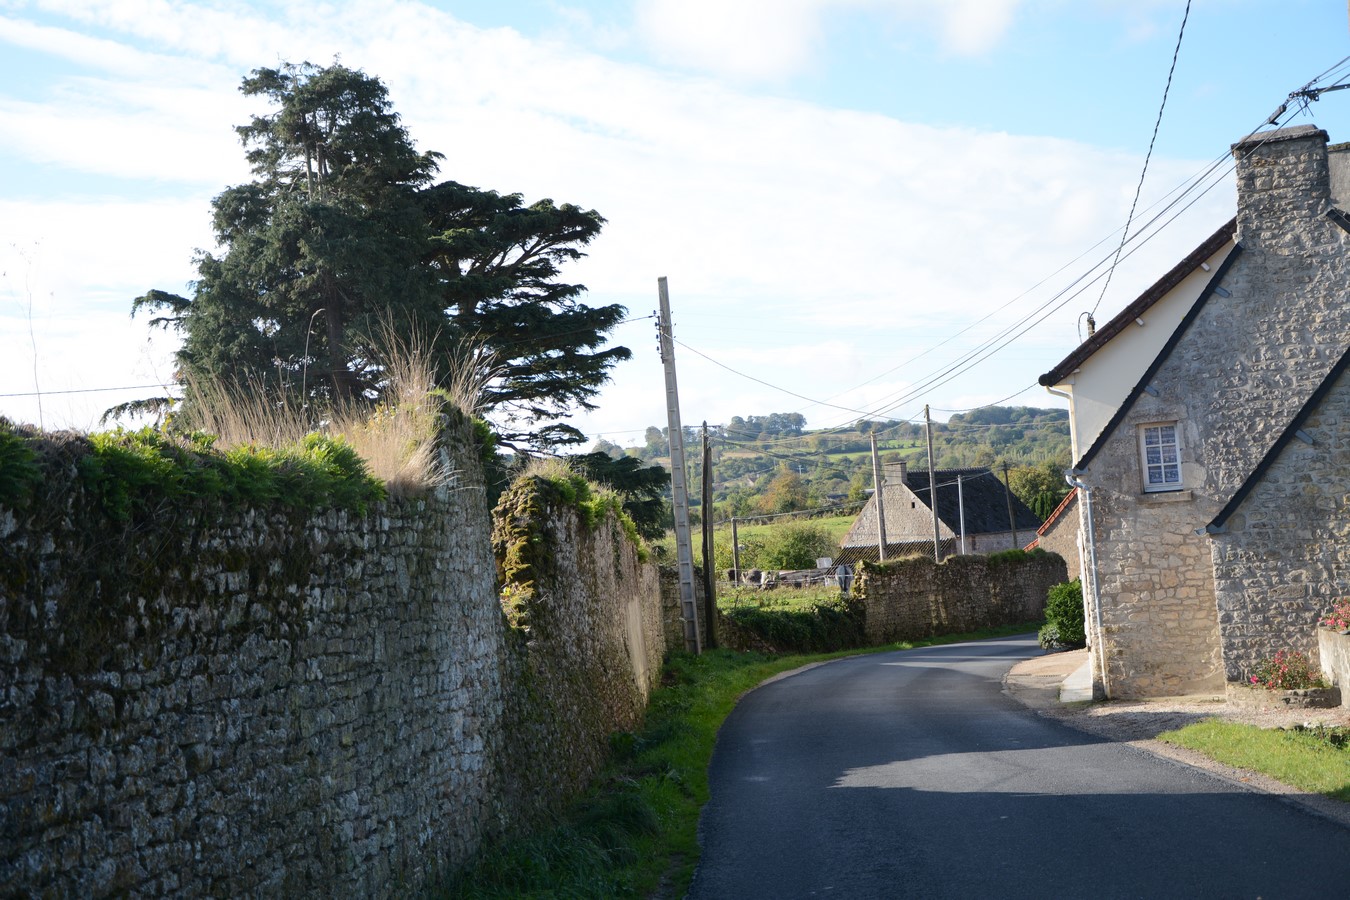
[
  {"left": 1249, "top": 650, "right": 1326, "bottom": 690},
  {"left": 759, "top": 521, "right": 834, "bottom": 570},
  {"left": 722, "top": 599, "right": 865, "bottom": 653},
  {"left": 0, "top": 421, "right": 41, "bottom": 508},
  {"left": 1039, "top": 578, "right": 1085, "bottom": 650},
  {"left": 1320, "top": 599, "right": 1350, "bottom": 631}
]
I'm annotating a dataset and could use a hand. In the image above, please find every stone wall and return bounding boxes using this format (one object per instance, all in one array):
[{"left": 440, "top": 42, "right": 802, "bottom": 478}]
[
  {"left": 491, "top": 476, "right": 666, "bottom": 822},
  {"left": 854, "top": 552, "right": 1066, "bottom": 645},
  {"left": 1210, "top": 363, "right": 1350, "bottom": 681},
  {"left": 1, "top": 416, "right": 666, "bottom": 897}
]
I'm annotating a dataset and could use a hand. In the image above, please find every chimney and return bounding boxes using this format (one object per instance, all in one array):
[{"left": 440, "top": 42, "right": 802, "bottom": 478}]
[
  {"left": 1231, "top": 125, "right": 1330, "bottom": 253},
  {"left": 882, "top": 460, "right": 907, "bottom": 485}
]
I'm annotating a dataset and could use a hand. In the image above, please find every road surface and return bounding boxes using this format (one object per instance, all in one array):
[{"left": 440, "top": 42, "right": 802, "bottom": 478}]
[{"left": 689, "top": 635, "right": 1350, "bottom": 898}]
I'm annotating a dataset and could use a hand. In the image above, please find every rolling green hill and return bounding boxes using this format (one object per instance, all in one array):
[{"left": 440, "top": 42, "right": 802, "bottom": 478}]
[{"left": 592, "top": 406, "right": 1073, "bottom": 526}]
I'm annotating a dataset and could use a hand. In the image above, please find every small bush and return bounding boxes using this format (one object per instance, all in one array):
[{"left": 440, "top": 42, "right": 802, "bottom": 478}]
[
  {"left": 1039, "top": 578, "right": 1085, "bottom": 649},
  {"left": 1248, "top": 650, "right": 1326, "bottom": 690},
  {"left": 759, "top": 520, "right": 834, "bottom": 570},
  {"left": 722, "top": 598, "right": 864, "bottom": 653},
  {"left": 0, "top": 421, "right": 41, "bottom": 508},
  {"left": 1320, "top": 599, "right": 1350, "bottom": 631}
]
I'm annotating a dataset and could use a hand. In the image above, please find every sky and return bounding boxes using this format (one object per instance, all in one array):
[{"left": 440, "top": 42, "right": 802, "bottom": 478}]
[{"left": 4, "top": 0, "right": 1350, "bottom": 450}]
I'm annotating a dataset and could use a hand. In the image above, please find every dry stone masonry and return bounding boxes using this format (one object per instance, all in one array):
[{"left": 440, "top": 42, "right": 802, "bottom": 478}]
[
  {"left": 854, "top": 552, "right": 1065, "bottom": 645},
  {"left": 0, "top": 414, "right": 666, "bottom": 897}
]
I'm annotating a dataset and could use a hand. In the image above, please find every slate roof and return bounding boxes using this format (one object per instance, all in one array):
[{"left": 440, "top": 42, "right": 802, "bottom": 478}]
[{"left": 904, "top": 467, "right": 1042, "bottom": 534}]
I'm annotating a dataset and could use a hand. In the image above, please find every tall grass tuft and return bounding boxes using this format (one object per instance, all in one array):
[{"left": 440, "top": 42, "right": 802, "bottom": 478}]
[{"left": 170, "top": 326, "right": 493, "bottom": 496}]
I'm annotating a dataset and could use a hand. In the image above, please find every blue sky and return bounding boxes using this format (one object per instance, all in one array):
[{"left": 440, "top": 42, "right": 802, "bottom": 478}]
[{"left": 3, "top": 1, "right": 1350, "bottom": 446}]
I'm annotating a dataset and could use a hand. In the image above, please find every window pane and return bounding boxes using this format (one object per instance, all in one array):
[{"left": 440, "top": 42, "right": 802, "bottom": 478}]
[{"left": 1141, "top": 423, "right": 1181, "bottom": 489}]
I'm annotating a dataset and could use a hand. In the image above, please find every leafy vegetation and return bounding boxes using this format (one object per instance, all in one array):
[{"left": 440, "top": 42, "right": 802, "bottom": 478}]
[
  {"left": 722, "top": 596, "right": 865, "bottom": 653},
  {"left": 653, "top": 514, "right": 857, "bottom": 571},
  {"left": 76, "top": 427, "right": 386, "bottom": 520},
  {"left": 1246, "top": 650, "right": 1327, "bottom": 690},
  {"left": 0, "top": 420, "right": 42, "bottom": 508},
  {"left": 569, "top": 451, "right": 671, "bottom": 540},
  {"left": 609, "top": 406, "right": 1070, "bottom": 524},
  {"left": 1038, "top": 578, "right": 1086, "bottom": 650},
  {"left": 1159, "top": 721, "right": 1350, "bottom": 802}
]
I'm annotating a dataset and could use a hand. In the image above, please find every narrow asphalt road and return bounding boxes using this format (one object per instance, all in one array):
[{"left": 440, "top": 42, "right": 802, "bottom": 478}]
[{"left": 688, "top": 635, "right": 1350, "bottom": 899}]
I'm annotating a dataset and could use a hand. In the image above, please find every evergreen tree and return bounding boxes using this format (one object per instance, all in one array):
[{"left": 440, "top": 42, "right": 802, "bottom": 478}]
[
  {"left": 570, "top": 451, "right": 670, "bottom": 539},
  {"left": 126, "top": 61, "right": 628, "bottom": 451}
]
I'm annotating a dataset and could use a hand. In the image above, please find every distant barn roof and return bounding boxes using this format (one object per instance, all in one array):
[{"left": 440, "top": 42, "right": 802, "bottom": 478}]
[{"left": 904, "top": 467, "right": 1041, "bottom": 534}]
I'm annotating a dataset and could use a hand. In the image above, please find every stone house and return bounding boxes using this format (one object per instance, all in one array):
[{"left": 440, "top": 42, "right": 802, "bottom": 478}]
[
  {"left": 1040, "top": 124, "right": 1350, "bottom": 698},
  {"left": 842, "top": 462, "right": 1041, "bottom": 558}
]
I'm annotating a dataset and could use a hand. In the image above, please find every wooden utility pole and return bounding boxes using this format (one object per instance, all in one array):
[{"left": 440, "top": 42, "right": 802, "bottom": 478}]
[
  {"left": 701, "top": 422, "right": 717, "bottom": 649},
  {"left": 657, "top": 277, "right": 700, "bottom": 653},
  {"left": 1002, "top": 460, "right": 1019, "bottom": 550},
  {"left": 870, "top": 432, "right": 888, "bottom": 561},
  {"left": 730, "top": 517, "right": 741, "bottom": 582},
  {"left": 925, "top": 405, "right": 942, "bottom": 563},
  {"left": 957, "top": 473, "right": 968, "bottom": 555}
]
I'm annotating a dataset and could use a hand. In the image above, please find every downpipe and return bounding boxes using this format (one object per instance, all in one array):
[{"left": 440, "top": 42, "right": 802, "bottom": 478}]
[{"left": 1066, "top": 471, "right": 1110, "bottom": 699}]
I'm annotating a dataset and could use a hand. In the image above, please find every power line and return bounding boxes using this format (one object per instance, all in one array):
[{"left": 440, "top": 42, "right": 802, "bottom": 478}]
[
  {"left": 712, "top": 497, "right": 867, "bottom": 527},
  {"left": 1090, "top": 0, "right": 1192, "bottom": 318},
  {"left": 0, "top": 383, "right": 172, "bottom": 399}
]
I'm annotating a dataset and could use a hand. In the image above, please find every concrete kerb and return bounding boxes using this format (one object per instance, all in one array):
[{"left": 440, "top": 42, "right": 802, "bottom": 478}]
[{"left": 1002, "top": 648, "right": 1092, "bottom": 709}]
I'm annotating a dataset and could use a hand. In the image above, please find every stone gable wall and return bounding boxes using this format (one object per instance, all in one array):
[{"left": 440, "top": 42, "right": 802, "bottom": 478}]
[
  {"left": 854, "top": 553, "right": 1065, "bottom": 645},
  {"left": 1210, "top": 365, "right": 1350, "bottom": 681},
  {"left": 1033, "top": 496, "right": 1081, "bottom": 583},
  {"left": 1083, "top": 126, "right": 1350, "bottom": 698},
  {"left": 1, "top": 417, "right": 665, "bottom": 897},
  {"left": 844, "top": 486, "right": 952, "bottom": 547}
]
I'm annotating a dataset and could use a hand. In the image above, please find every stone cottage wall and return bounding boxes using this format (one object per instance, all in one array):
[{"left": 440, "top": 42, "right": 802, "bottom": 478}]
[
  {"left": 1209, "top": 364, "right": 1350, "bottom": 681},
  {"left": 1081, "top": 125, "right": 1350, "bottom": 698},
  {"left": 854, "top": 552, "right": 1066, "bottom": 645},
  {"left": 1, "top": 417, "right": 666, "bottom": 897},
  {"left": 1032, "top": 494, "right": 1081, "bottom": 583}
]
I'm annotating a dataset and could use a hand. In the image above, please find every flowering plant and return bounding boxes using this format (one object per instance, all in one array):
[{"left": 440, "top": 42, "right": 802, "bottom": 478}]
[
  {"left": 1319, "top": 599, "right": 1350, "bottom": 630},
  {"left": 1248, "top": 650, "right": 1327, "bottom": 691}
]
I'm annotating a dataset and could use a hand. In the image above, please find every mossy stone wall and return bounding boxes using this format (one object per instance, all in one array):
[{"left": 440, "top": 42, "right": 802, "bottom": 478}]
[
  {"left": 855, "top": 552, "right": 1066, "bottom": 644},
  {"left": 1, "top": 415, "right": 665, "bottom": 897}
]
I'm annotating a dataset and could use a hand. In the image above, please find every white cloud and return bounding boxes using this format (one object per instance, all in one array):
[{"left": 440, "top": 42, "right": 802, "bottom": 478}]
[
  {"left": 632, "top": 0, "right": 1027, "bottom": 81},
  {"left": 0, "top": 0, "right": 1234, "bottom": 438}
]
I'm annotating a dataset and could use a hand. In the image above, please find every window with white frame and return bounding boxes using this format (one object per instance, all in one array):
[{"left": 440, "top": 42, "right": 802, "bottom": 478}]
[{"left": 1138, "top": 423, "right": 1181, "bottom": 491}]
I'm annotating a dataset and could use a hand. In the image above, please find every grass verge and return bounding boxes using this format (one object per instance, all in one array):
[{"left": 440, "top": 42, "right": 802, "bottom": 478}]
[
  {"left": 437, "top": 622, "right": 1040, "bottom": 898},
  {"left": 1158, "top": 720, "right": 1350, "bottom": 802}
]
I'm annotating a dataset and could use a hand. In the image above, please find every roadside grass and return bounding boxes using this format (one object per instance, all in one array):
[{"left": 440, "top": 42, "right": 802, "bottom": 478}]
[
  {"left": 1157, "top": 721, "right": 1350, "bottom": 801},
  {"left": 438, "top": 623, "right": 1040, "bottom": 898}
]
